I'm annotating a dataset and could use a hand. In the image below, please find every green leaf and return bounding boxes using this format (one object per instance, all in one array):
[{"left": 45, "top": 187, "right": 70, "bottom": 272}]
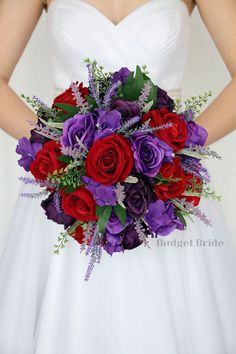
[
  {"left": 122, "top": 65, "right": 144, "bottom": 100},
  {"left": 86, "top": 95, "right": 98, "bottom": 109},
  {"left": 114, "top": 204, "right": 126, "bottom": 226},
  {"left": 63, "top": 185, "right": 78, "bottom": 194},
  {"left": 142, "top": 100, "right": 154, "bottom": 113},
  {"left": 146, "top": 81, "right": 158, "bottom": 106},
  {"left": 175, "top": 210, "right": 187, "bottom": 228},
  {"left": 57, "top": 155, "right": 73, "bottom": 164},
  {"left": 96, "top": 205, "right": 105, "bottom": 217},
  {"left": 96, "top": 205, "right": 112, "bottom": 234},
  {"left": 54, "top": 103, "right": 80, "bottom": 116}
]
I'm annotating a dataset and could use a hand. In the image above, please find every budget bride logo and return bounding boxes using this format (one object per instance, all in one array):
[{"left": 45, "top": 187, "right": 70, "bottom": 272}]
[{"left": 156, "top": 238, "right": 224, "bottom": 249}]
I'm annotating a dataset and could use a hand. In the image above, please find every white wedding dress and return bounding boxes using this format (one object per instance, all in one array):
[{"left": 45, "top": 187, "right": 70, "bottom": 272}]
[{"left": 1, "top": 0, "right": 236, "bottom": 353}]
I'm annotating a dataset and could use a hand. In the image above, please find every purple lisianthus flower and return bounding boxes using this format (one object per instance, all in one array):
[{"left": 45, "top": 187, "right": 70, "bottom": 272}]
[
  {"left": 94, "top": 109, "right": 122, "bottom": 140},
  {"left": 16, "top": 137, "right": 42, "bottom": 171},
  {"left": 111, "top": 99, "right": 141, "bottom": 122},
  {"left": 94, "top": 128, "right": 114, "bottom": 141},
  {"left": 96, "top": 108, "right": 121, "bottom": 130},
  {"left": 41, "top": 192, "right": 75, "bottom": 229},
  {"left": 106, "top": 209, "right": 132, "bottom": 234},
  {"left": 61, "top": 112, "right": 96, "bottom": 149},
  {"left": 186, "top": 121, "right": 208, "bottom": 147},
  {"left": 103, "top": 231, "right": 124, "bottom": 256},
  {"left": 82, "top": 176, "right": 117, "bottom": 206},
  {"left": 131, "top": 132, "right": 173, "bottom": 177},
  {"left": 111, "top": 67, "right": 131, "bottom": 85},
  {"left": 121, "top": 223, "right": 143, "bottom": 250},
  {"left": 124, "top": 177, "right": 153, "bottom": 218},
  {"left": 181, "top": 112, "right": 208, "bottom": 147},
  {"left": 144, "top": 200, "right": 185, "bottom": 236},
  {"left": 155, "top": 87, "right": 175, "bottom": 111}
]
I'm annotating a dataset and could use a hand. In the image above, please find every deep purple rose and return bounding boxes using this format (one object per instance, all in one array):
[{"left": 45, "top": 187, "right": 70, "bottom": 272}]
[
  {"left": 29, "top": 129, "right": 48, "bottom": 145},
  {"left": 106, "top": 209, "right": 132, "bottom": 234},
  {"left": 41, "top": 192, "right": 75, "bottom": 229},
  {"left": 103, "top": 231, "right": 124, "bottom": 256},
  {"left": 61, "top": 112, "right": 96, "bottom": 149},
  {"left": 82, "top": 176, "right": 117, "bottom": 206},
  {"left": 16, "top": 137, "right": 42, "bottom": 171},
  {"left": 124, "top": 178, "right": 152, "bottom": 218},
  {"left": 111, "top": 99, "right": 141, "bottom": 122},
  {"left": 121, "top": 223, "right": 143, "bottom": 250},
  {"left": 144, "top": 200, "right": 185, "bottom": 236},
  {"left": 155, "top": 87, "right": 175, "bottom": 111},
  {"left": 131, "top": 132, "right": 173, "bottom": 177},
  {"left": 111, "top": 67, "right": 131, "bottom": 85}
]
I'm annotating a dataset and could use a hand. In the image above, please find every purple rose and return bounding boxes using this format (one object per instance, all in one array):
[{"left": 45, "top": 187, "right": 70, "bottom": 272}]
[
  {"left": 155, "top": 87, "right": 175, "bottom": 111},
  {"left": 144, "top": 200, "right": 185, "bottom": 236},
  {"left": 121, "top": 223, "right": 143, "bottom": 250},
  {"left": 106, "top": 209, "right": 132, "bottom": 234},
  {"left": 82, "top": 176, "right": 117, "bottom": 206},
  {"left": 16, "top": 137, "right": 42, "bottom": 171},
  {"left": 181, "top": 111, "right": 208, "bottom": 147},
  {"left": 111, "top": 67, "right": 131, "bottom": 85},
  {"left": 124, "top": 178, "right": 152, "bottom": 218},
  {"left": 61, "top": 112, "right": 96, "bottom": 149},
  {"left": 111, "top": 99, "right": 141, "bottom": 122},
  {"left": 103, "top": 231, "right": 124, "bottom": 256},
  {"left": 131, "top": 132, "right": 173, "bottom": 177},
  {"left": 41, "top": 192, "right": 75, "bottom": 229}
]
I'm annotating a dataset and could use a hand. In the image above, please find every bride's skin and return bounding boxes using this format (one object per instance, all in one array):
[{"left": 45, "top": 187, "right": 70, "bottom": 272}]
[{"left": 0, "top": 0, "right": 235, "bottom": 145}]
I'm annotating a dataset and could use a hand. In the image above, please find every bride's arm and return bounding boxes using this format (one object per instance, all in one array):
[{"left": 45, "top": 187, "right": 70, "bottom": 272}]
[
  {"left": 193, "top": 0, "right": 236, "bottom": 145},
  {"left": 0, "top": 0, "right": 45, "bottom": 140}
]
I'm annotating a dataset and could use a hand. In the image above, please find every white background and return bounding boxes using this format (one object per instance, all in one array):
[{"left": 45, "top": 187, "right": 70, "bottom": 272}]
[{"left": 0, "top": 7, "right": 235, "bottom": 254}]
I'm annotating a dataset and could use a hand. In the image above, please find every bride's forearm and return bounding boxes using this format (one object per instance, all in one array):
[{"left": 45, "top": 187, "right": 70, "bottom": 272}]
[
  {"left": 0, "top": 77, "right": 38, "bottom": 141},
  {"left": 195, "top": 76, "right": 236, "bottom": 145}
]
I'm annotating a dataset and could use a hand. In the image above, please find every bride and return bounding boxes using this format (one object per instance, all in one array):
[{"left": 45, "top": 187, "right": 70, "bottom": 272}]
[{"left": 0, "top": 0, "right": 236, "bottom": 353}]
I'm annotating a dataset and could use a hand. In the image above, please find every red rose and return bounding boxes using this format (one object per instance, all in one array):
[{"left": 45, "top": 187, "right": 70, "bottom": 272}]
[
  {"left": 60, "top": 186, "right": 97, "bottom": 222},
  {"left": 70, "top": 225, "right": 93, "bottom": 245},
  {"left": 155, "top": 157, "right": 187, "bottom": 201},
  {"left": 29, "top": 140, "right": 65, "bottom": 180},
  {"left": 179, "top": 173, "right": 203, "bottom": 206},
  {"left": 85, "top": 134, "right": 134, "bottom": 185},
  {"left": 141, "top": 108, "right": 188, "bottom": 152},
  {"left": 52, "top": 81, "right": 89, "bottom": 109}
]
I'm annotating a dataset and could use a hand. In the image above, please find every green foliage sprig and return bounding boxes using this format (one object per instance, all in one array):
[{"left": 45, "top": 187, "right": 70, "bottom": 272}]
[
  {"left": 183, "top": 187, "right": 222, "bottom": 201},
  {"left": 54, "top": 220, "right": 81, "bottom": 254},
  {"left": 84, "top": 58, "right": 112, "bottom": 96},
  {"left": 47, "top": 163, "right": 85, "bottom": 194},
  {"left": 184, "top": 91, "right": 212, "bottom": 115}
]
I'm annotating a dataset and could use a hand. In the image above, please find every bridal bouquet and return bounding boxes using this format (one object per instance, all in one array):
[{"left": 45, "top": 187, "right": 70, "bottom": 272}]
[{"left": 16, "top": 59, "right": 221, "bottom": 280}]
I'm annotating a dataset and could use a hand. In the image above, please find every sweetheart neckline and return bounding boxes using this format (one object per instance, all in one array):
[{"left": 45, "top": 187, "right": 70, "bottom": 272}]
[{"left": 47, "top": 0, "right": 190, "bottom": 28}]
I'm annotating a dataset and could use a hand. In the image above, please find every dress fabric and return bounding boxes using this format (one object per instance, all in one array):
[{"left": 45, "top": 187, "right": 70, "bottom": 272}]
[{"left": 0, "top": 0, "right": 236, "bottom": 353}]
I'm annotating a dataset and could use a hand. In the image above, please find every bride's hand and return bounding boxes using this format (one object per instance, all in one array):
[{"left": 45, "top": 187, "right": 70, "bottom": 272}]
[
  {"left": 193, "top": 0, "right": 236, "bottom": 145},
  {"left": 0, "top": 0, "right": 46, "bottom": 140}
]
